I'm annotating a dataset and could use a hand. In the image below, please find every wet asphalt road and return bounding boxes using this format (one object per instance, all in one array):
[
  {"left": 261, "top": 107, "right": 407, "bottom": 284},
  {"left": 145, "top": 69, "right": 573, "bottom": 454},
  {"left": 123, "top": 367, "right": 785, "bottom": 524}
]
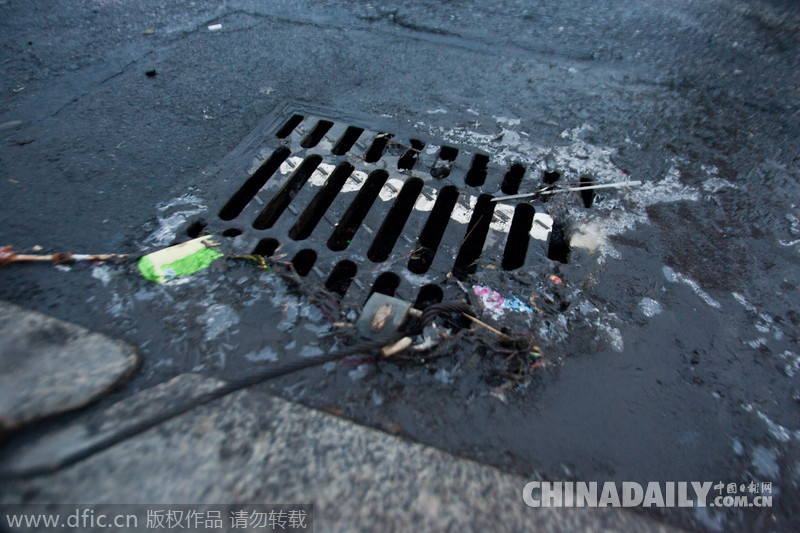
[{"left": 1, "top": 1, "right": 800, "bottom": 531}]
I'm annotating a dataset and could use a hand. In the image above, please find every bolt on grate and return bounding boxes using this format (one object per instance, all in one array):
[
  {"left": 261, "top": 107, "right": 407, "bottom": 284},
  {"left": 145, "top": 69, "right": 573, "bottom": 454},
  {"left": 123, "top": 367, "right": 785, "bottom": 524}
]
[{"left": 197, "top": 107, "right": 567, "bottom": 303}]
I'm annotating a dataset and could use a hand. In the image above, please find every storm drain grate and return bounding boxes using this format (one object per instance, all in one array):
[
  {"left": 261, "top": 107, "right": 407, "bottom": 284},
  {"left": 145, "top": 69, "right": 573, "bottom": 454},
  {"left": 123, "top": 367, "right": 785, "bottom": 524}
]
[{"left": 202, "top": 108, "right": 562, "bottom": 303}]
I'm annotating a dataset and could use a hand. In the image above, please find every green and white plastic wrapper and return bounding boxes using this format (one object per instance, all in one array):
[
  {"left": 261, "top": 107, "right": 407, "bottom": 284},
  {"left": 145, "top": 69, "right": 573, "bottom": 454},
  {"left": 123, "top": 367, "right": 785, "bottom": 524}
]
[{"left": 138, "top": 236, "right": 223, "bottom": 284}]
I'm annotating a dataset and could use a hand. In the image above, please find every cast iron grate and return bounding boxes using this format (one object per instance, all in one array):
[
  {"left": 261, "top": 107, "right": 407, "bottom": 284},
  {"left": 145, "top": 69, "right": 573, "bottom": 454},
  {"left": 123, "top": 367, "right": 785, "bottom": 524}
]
[{"left": 203, "top": 107, "right": 561, "bottom": 304}]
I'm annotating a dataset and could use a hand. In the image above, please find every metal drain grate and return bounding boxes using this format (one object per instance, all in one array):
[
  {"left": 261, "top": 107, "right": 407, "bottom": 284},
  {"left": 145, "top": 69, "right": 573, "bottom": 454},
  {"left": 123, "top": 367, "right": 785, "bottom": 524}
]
[{"left": 202, "top": 107, "right": 558, "bottom": 303}]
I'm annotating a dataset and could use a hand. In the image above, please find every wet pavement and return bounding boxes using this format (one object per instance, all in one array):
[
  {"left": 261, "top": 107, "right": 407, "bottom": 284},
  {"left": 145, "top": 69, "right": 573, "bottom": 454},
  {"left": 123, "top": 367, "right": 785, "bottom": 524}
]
[{"left": 1, "top": 1, "right": 799, "bottom": 531}]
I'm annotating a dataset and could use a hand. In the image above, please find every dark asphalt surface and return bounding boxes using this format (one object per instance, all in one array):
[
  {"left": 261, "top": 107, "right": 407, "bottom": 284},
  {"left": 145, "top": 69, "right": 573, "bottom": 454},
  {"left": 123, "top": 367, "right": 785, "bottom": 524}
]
[{"left": 1, "top": 1, "right": 800, "bottom": 531}]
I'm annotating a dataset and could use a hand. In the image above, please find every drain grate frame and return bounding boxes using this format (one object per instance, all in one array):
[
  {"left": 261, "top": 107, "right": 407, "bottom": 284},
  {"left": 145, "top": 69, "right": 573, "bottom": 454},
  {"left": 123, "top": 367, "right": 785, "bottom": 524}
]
[{"left": 193, "top": 103, "right": 560, "bottom": 304}]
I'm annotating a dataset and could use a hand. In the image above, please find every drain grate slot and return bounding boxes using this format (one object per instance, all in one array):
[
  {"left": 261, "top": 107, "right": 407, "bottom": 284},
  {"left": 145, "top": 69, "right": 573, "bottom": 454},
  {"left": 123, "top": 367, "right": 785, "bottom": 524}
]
[
  {"left": 502, "top": 204, "right": 535, "bottom": 271},
  {"left": 185, "top": 219, "right": 207, "bottom": 238},
  {"left": 289, "top": 162, "right": 354, "bottom": 241},
  {"left": 543, "top": 169, "right": 561, "bottom": 184},
  {"left": 219, "top": 147, "right": 291, "bottom": 221},
  {"left": 331, "top": 126, "right": 365, "bottom": 156},
  {"left": 223, "top": 228, "right": 243, "bottom": 238},
  {"left": 501, "top": 163, "right": 526, "bottom": 195},
  {"left": 276, "top": 114, "right": 304, "bottom": 139},
  {"left": 253, "top": 155, "right": 322, "bottom": 230},
  {"left": 368, "top": 272, "right": 400, "bottom": 299},
  {"left": 408, "top": 185, "right": 459, "bottom": 274},
  {"left": 438, "top": 146, "right": 458, "bottom": 161},
  {"left": 325, "top": 260, "right": 358, "bottom": 295},
  {"left": 397, "top": 139, "right": 425, "bottom": 170},
  {"left": 465, "top": 154, "right": 489, "bottom": 187},
  {"left": 328, "top": 169, "right": 389, "bottom": 251},
  {"left": 300, "top": 120, "right": 334, "bottom": 148},
  {"left": 580, "top": 175, "right": 595, "bottom": 208},
  {"left": 430, "top": 164, "right": 451, "bottom": 179},
  {"left": 453, "top": 193, "right": 495, "bottom": 279},
  {"left": 367, "top": 178, "right": 424, "bottom": 262},
  {"left": 253, "top": 238, "right": 280, "bottom": 257},
  {"left": 414, "top": 284, "right": 444, "bottom": 310},
  {"left": 291, "top": 249, "right": 317, "bottom": 276},
  {"left": 364, "top": 133, "right": 393, "bottom": 163},
  {"left": 547, "top": 220, "right": 570, "bottom": 264}
]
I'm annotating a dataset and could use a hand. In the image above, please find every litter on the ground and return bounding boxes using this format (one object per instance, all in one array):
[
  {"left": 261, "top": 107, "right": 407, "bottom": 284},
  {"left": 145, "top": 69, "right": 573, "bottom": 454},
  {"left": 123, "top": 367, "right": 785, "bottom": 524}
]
[
  {"left": 0, "top": 245, "right": 128, "bottom": 266},
  {"left": 491, "top": 180, "right": 642, "bottom": 202},
  {"left": 473, "top": 285, "right": 536, "bottom": 319},
  {"left": 539, "top": 180, "right": 642, "bottom": 195},
  {"left": 381, "top": 337, "right": 413, "bottom": 358},
  {"left": 412, "top": 323, "right": 447, "bottom": 351},
  {"left": 461, "top": 313, "right": 505, "bottom": 337},
  {"left": 207, "top": 23, "right": 222, "bottom": 31},
  {"left": 233, "top": 254, "right": 270, "bottom": 270},
  {"left": 356, "top": 293, "right": 413, "bottom": 342},
  {"left": 138, "top": 236, "right": 222, "bottom": 284}
]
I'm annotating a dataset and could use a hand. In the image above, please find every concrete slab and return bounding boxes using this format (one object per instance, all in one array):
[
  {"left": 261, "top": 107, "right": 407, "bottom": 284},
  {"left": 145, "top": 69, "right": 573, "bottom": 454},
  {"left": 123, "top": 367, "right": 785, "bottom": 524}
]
[
  {"left": 0, "top": 373, "right": 226, "bottom": 477},
  {"left": 0, "top": 301, "right": 139, "bottom": 434},
  {"left": 1, "top": 378, "right": 680, "bottom": 532}
]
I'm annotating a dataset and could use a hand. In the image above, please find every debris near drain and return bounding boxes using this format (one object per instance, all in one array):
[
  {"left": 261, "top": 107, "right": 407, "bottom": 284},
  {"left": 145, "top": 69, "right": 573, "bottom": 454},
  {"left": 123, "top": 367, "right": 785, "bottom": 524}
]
[
  {"left": 411, "top": 323, "right": 448, "bottom": 352},
  {"left": 462, "top": 313, "right": 507, "bottom": 338},
  {"left": 462, "top": 312, "right": 545, "bottom": 362},
  {"left": 349, "top": 295, "right": 473, "bottom": 362},
  {"left": 232, "top": 254, "right": 271, "bottom": 270},
  {"left": 365, "top": 294, "right": 550, "bottom": 384},
  {"left": 470, "top": 316, "right": 551, "bottom": 403},
  {"left": 138, "top": 236, "right": 222, "bottom": 283},
  {"left": 473, "top": 284, "right": 537, "bottom": 319},
  {"left": 0, "top": 245, "right": 128, "bottom": 266},
  {"left": 491, "top": 180, "right": 642, "bottom": 202},
  {"left": 356, "top": 293, "right": 414, "bottom": 343},
  {"left": 381, "top": 337, "right": 413, "bottom": 358},
  {"left": 406, "top": 296, "right": 553, "bottom": 397},
  {"left": 447, "top": 267, "right": 573, "bottom": 393}
]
